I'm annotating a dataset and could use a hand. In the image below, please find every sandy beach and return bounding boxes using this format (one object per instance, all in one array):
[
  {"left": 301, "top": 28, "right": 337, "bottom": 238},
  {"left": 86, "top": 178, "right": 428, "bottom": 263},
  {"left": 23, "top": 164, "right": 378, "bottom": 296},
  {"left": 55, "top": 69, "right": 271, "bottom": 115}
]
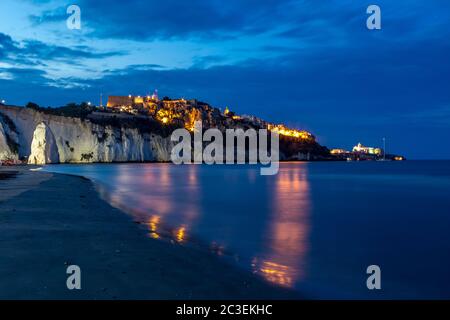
[{"left": 0, "top": 166, "right": 298, "bottom": 300}]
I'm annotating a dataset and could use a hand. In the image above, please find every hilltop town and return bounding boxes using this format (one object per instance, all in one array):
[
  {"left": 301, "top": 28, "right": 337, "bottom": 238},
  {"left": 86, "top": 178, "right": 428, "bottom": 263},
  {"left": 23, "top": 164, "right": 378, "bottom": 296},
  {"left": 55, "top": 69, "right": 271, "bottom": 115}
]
[
  {"left": 102, "top": 91, "right": 403, "bottom": 161},
  {"left": 0, "top": 91, "right": 404, "bottom": 165},
  {"left": 105, "top": 91, "right": 315, "bottom": 140}
]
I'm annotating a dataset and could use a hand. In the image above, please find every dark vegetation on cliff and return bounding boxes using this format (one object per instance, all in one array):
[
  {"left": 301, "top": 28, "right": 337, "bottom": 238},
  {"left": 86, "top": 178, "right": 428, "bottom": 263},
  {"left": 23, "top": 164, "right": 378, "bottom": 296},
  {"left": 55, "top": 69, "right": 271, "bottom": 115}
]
[
  {"left": 26, "top": 102, "right": 181, "bottom": 138},
  {"left": 279, "top": 136, "right": 329, "bottom": 159},
  {"left": 90, "top": 116, "right": 182, "bottom": 138},
  {"left": 26, "top": 102, "right": 95, "bottom": 119}
]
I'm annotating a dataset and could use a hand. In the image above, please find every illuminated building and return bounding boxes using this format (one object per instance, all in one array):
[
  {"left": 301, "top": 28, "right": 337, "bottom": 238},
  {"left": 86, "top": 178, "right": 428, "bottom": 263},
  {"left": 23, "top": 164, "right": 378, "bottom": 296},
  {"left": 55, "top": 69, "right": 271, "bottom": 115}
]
[
  {"left": 352, "top": 143, "right": 382, "bottom": 155},
  {"left": 267, "top": 124, "right": 313, "bottom": 140},
  {"left": 330, "top": 148, "right": 349, "bottom": 154},
  {"left": 106, "top": 93, "right": 316, "bottom": 143},
  {"left": 106, "top": 95, "right": 134, "bottom": 108},
  {"left": 107, "top": 90, "right": 160, "bottom": 109},
  {"left": 134, "top": 95, "right": 144, "bottom": 104}
]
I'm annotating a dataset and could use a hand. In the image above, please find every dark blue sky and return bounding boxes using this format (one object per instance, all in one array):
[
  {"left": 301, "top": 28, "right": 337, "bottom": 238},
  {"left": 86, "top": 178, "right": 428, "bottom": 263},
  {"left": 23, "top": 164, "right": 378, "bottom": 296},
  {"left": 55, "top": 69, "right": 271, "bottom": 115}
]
[{"left": 1, "top": 0, "right": 449, "bottom": 159}]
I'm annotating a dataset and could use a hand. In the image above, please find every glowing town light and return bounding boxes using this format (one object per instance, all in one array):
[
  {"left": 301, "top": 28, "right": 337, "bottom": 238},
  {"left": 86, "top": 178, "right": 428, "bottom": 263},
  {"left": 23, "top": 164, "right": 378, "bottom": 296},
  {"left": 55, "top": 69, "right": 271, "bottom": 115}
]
[
  {"left": 267, "top": 124, "right": 311, "bottom": 140},
  {"left": 87, "top": 102, "right": 91, "bottom": 106},
  {"left": 1, "top": 100, "right": 5, "bottom": 104},
  {"left": 162, "top": 117, "right": 169, "bottom": 124}
]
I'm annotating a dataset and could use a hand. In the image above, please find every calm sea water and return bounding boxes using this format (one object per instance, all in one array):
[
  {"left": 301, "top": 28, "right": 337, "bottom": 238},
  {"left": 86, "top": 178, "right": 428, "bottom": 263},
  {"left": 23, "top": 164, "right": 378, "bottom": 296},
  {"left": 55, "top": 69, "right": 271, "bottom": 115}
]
[{"left": 43, "top": 161, "right": 450, "bottom": 299}]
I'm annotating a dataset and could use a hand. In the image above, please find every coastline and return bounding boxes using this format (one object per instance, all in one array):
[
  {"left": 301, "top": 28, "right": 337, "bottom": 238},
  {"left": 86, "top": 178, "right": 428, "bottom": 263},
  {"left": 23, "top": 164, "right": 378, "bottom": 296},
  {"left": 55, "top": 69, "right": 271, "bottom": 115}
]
[{"left": 0, "top": 166, "right": 299, "bottom": 299}]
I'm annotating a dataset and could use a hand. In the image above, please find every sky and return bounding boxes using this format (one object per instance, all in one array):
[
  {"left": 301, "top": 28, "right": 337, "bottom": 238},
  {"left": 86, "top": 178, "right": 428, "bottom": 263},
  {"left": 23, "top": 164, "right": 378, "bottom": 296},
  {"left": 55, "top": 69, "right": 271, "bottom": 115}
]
[{"left": 0, "top": 0, "right": 449, "bottom": 159}]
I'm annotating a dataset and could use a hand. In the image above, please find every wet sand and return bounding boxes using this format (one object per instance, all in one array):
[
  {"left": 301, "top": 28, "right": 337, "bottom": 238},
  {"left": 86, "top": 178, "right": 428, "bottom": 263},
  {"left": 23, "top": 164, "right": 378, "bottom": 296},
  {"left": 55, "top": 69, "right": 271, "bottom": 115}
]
[
  {"left": 0, "top": 167, "right": 52, "bottom": 202},
  {"left": 0, "top": 167, "right": 299, "bottom": 299}
]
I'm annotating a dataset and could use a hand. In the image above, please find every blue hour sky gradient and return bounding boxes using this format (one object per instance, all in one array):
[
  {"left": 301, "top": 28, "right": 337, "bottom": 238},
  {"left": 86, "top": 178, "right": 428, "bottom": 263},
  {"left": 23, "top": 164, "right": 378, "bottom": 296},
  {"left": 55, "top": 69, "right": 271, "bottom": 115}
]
[{"left": 0, "top": 0, "right": 449, "bottom": 159}]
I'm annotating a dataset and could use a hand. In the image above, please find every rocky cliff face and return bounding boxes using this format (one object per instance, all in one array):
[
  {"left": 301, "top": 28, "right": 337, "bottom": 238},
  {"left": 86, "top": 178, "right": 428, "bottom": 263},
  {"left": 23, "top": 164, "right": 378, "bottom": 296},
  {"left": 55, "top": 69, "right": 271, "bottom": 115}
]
[
  {"left": 0, "top": 105, "right": 175, "bottom": 164},
  {"left": 28, "top": 122, "right": 60, "bottom": 164},
  {"left": 0, "top": 112, "right": 20, "bottom": 161}
]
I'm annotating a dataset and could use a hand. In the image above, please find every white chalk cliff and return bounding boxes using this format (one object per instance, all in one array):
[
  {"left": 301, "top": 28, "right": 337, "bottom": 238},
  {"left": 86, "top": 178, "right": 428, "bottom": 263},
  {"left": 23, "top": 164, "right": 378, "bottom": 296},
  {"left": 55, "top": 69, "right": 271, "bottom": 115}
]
[
  {"left": 0, "top": 105, "right": 175, "bottom": 164},
  {"left": 0, "top": 112, "right": 19, "bottom": 161},
  {"left": 28, "top": 122, "right": 60, "bottom": 164}
]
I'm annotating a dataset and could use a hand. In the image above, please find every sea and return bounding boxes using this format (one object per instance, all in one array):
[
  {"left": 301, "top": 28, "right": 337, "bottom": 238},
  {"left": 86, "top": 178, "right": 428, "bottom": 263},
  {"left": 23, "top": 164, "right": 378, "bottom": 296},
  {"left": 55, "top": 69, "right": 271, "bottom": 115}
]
[{"left": 43, "top": 161, "right": 450, "bottom": 299}]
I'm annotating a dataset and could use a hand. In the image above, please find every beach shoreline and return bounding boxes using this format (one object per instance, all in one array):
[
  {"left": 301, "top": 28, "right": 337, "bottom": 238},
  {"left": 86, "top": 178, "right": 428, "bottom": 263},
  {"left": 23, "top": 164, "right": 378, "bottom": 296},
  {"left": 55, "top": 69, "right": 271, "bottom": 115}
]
[{"left": 0, "top": 166, "right": 299, "bottom": 300}]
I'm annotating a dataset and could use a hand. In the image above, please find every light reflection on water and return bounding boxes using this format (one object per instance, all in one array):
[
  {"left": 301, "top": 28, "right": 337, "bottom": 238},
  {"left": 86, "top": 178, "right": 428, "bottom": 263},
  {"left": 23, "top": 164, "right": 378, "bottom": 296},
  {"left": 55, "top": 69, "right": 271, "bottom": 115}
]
[
  {"left": 43, "top": 161, "right": 450, "bottom": 298},
  {"left": 48, "top": 163, "right": 310, "bottom": 290},
  {"left": 252, "top": 167, "right": 310, "bottom": 287},
  {"left": 96, "top": 164, "right": 201, "bottom": 245}
]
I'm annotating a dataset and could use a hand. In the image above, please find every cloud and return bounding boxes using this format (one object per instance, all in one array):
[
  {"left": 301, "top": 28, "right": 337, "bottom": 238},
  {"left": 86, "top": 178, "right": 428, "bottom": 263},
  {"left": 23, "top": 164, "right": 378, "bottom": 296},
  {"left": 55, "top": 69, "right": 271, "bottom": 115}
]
[
  {"left": 0, "top": 71, "right": 14, "bottom": 80},
  {"left": 0, "top": 33, "right": 17, "bottom": 59},
  {"left": 191, "top": 55, "right": 225, "bottom": 68},
  {"left": 0, "top": 66, "right": 47, "bottom": 83},
  {"left": 29, "top": 6, "right": 67, "bottom": 26},
  {"left": 21, "top": 40, "right": 125, "bottom": 61},
  {"left": 28, "top": 0, "right": 298, "bottom": 40},
  {"left": 0, "top": 31, "right": 126, "bottom": 88},
  {"left": 0, "top": 32, "right": 125, "bottom": 64}
]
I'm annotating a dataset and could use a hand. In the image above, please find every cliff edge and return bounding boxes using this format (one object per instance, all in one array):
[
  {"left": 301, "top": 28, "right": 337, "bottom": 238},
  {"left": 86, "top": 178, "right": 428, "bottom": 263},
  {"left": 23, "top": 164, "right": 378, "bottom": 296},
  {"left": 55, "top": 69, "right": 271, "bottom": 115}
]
[
  {"left": 0, "top": 105, "right": 174, "bottom": 164},
  {"left": 0, "top": 104, "right": 329, "bottom": 164}
]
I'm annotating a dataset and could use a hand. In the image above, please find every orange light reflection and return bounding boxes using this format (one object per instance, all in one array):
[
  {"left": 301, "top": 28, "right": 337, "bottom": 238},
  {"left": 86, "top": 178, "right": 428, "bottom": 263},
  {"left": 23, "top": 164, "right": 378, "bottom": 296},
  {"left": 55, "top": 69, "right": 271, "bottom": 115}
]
[{"left": 253, "top": 165, "right": 310, "bottom": 288}]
